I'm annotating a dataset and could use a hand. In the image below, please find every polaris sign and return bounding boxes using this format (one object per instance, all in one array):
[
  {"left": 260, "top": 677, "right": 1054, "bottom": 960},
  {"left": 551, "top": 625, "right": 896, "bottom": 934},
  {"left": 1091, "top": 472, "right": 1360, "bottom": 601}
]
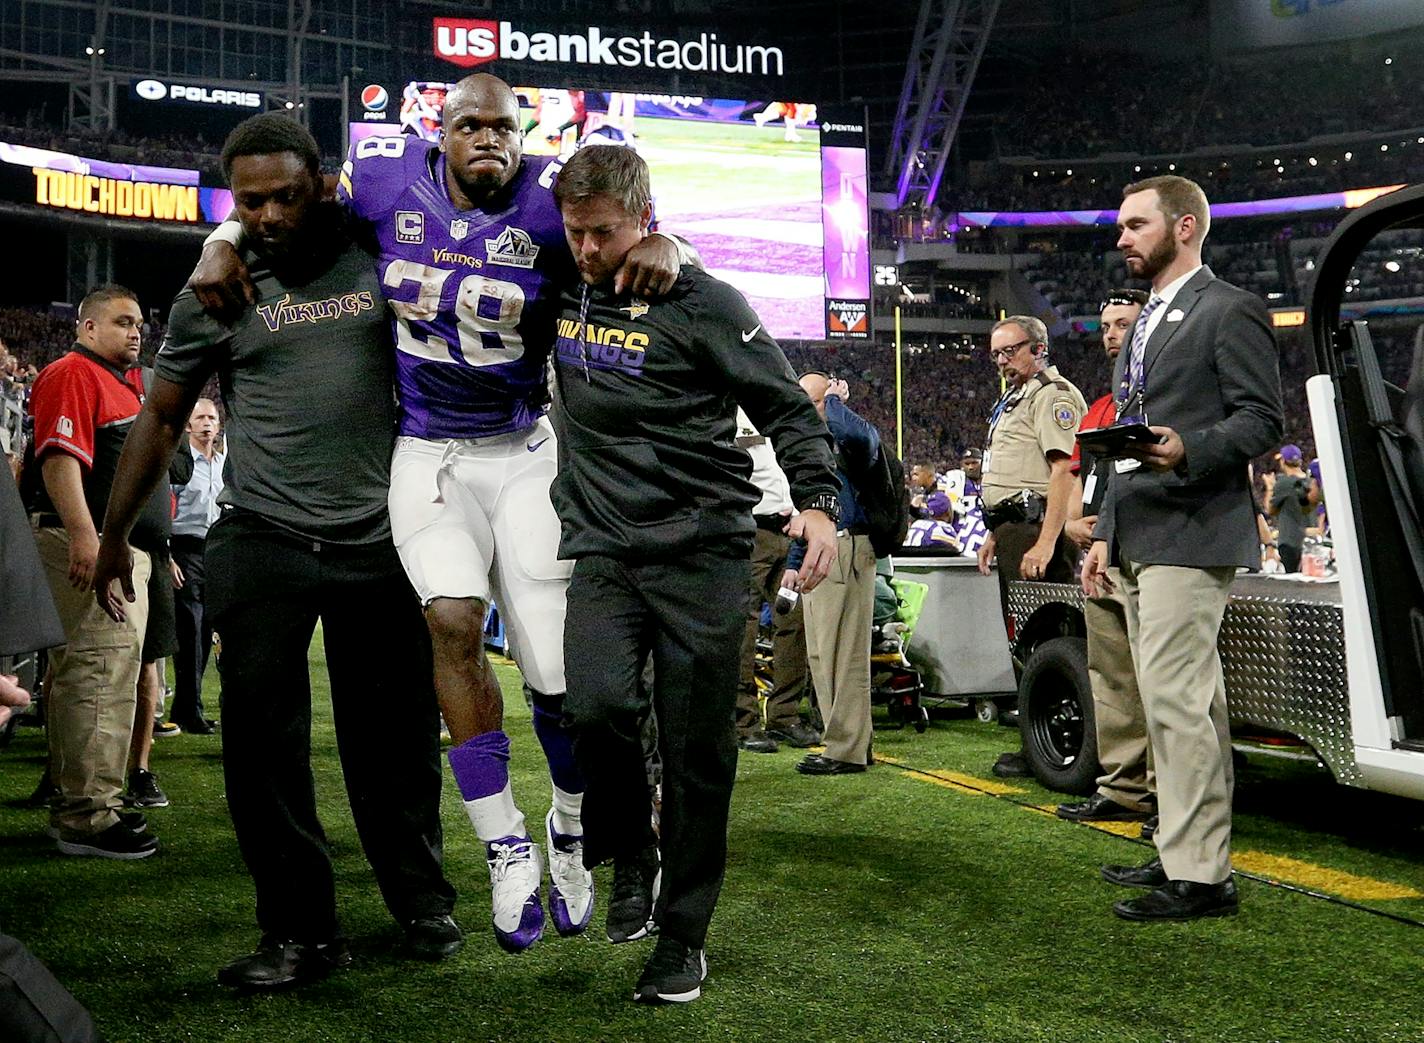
[
  {"left": 131, "top": 79, "right": 263, "bottom": 109},
  {"left": 433, "top": 18, "right": 785, "bottom": 77}
]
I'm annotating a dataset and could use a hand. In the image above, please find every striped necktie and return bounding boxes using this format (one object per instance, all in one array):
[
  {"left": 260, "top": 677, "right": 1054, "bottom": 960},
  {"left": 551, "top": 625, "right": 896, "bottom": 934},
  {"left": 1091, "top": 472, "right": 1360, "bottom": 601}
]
[{"left": 1124, "top": 294, "right": 1164, "bottom": 408}]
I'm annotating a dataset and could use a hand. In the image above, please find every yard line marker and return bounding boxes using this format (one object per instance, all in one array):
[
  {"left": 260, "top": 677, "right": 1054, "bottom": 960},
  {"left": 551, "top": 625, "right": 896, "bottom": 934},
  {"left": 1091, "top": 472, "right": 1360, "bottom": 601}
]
[{"left": 1233, "top": 851, "right": 1422, "bottom": 901}]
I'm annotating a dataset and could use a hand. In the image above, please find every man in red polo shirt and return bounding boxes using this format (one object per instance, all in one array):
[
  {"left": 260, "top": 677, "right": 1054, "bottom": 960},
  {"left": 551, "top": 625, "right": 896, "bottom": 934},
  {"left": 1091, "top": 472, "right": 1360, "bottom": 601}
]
[
  {"left": 1059, "top": 288, "right": 1157, "bottom": 829},
  {"left": 28, "top": 285, "right": 170, "bottom": 859}
]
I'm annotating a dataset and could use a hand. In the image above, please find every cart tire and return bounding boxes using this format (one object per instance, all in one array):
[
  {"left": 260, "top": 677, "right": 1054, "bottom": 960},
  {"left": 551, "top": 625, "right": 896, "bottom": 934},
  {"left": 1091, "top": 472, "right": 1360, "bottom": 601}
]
[
  {"left": 973, "top": 699, "right": 997, "bottom": 725},
  {"left": 1017, "top": 636, "right": 1099, "bottom": 795},
  {"left": 914, "top": 707, "right": 928, "bottom": 733}
]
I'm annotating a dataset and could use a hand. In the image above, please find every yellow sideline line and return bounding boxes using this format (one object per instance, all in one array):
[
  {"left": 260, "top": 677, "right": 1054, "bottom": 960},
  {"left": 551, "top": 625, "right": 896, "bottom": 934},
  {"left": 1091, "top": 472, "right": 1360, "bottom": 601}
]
[
  {"left": 1233, "top": 852, "right": 1422, "bottom": 901},
  {"left": 875, "top": 754, "right": 1026, "bottom": 796},
  {"left": 891, "top": 765, "right": 1422, "bottom": 902}
]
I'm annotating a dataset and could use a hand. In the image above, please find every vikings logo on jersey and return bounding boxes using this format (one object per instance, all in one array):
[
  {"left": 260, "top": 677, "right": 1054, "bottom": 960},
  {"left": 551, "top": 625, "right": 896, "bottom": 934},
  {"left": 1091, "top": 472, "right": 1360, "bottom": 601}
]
[{"left": 337, "top": 133, "right": 575, "bottom": 441}]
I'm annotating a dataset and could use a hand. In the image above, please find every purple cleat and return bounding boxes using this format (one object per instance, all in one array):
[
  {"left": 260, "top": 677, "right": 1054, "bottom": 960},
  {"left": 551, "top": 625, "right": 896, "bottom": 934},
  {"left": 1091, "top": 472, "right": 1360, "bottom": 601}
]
[
  {"left": 545, "top": 809, "right": 594, "bottom": 937},
  {"left": 486, "top": 836, "right": 545, "bottom": 953}
]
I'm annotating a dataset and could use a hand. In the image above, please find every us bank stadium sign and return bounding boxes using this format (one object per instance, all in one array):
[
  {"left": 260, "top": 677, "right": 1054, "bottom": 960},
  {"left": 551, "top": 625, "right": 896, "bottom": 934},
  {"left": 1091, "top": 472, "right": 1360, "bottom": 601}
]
[{"left": 433, "top": 17, "right": 786, "bottom": 77}]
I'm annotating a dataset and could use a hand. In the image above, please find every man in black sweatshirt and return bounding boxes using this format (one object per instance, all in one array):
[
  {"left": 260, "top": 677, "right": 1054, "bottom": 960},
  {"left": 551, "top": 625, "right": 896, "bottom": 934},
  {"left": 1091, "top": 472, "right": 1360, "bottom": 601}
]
[{"left": 550, "top": 144, "right": 840, "bottom": 1005}]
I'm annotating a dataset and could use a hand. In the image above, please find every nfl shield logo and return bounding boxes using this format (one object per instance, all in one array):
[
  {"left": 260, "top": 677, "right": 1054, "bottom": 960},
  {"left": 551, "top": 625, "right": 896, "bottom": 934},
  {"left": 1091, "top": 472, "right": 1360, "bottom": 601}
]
[{"left": 450, "top": 219, "right": 469, "bottom": 240}]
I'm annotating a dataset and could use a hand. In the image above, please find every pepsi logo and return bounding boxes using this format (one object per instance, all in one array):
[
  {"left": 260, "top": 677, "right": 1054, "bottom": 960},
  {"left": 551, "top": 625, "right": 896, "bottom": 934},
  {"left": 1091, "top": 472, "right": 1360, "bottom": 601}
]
[{"left": 361, "top": 84, "right": 388, "bottom": 111}]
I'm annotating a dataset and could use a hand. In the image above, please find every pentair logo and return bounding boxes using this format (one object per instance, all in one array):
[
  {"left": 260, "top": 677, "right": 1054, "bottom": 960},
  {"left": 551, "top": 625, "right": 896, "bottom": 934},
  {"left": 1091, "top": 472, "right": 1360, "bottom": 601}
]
[
  {"left": 432, "top": 17, "right": 785, "bottom": 77},
  {"left": 361, "top": 84, "right": 388, "bottom": 112}
]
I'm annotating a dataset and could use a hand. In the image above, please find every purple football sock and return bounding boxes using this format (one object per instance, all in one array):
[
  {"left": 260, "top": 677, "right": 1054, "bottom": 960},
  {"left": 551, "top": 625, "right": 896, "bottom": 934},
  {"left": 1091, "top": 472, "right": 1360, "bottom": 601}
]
[
  {"left": 447, "top": 730, "right": 511, "bottom": 803},
  {"left": 531, "top": 692, "right": 584, "bottom": 796}
]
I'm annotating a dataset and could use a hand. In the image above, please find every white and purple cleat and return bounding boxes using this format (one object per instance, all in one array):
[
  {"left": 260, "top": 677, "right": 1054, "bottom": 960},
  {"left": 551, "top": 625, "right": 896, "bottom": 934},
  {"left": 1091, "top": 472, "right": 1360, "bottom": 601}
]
[
  {"left": 486, "top": 836, "right": 545, "bottom": 953},
  {"left": 545, "top": 809, "right": 594, "bottom": 937}
]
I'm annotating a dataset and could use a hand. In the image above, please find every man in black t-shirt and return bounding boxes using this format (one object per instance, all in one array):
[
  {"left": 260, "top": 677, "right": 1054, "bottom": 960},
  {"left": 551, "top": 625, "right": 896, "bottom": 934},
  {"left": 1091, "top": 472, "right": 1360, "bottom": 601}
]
[
  {"left": 1266, "top": 444, "right": 1311, "bottom": 574},
  {"left": 94, "top": 115, "right": 458, "bottom": 990}
]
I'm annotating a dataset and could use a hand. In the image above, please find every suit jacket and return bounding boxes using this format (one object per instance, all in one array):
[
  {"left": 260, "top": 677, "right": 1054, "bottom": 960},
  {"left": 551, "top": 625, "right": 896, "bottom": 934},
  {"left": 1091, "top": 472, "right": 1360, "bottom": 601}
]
[{"left": 1096, "top": 266, "right": 1283, "bottom": 571}]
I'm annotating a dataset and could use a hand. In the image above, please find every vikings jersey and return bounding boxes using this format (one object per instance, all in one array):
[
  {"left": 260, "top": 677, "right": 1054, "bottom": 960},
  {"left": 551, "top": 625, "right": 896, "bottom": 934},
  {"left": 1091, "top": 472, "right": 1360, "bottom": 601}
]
[{"left": 337, "top": 135, "right": 576, "bottom": 440}]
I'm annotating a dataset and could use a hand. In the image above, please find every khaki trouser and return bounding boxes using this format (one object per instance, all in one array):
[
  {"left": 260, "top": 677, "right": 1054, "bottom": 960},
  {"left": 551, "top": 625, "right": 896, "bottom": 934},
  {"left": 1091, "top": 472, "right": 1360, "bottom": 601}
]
[
  {"left": 802, "top": 534, "right": 876, "bottom": 765},
  {"left": 36, "top": 527, "right": 151, "bottom": 838},
  {"left": 1118, "top": 556, "right": 1234, "bottom": 884},
  {"left": 736, "top": 526, "right": 809, "bottom": 736},
  {"left": 1086, "top": 566, "right": 1155, "bottom": 811}
]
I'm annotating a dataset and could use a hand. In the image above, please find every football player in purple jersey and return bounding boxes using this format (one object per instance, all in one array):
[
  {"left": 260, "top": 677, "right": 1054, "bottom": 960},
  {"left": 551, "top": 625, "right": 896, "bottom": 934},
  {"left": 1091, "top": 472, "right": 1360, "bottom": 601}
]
[{"left": 187, "top": 73, "right": 681, "bottom": 954}]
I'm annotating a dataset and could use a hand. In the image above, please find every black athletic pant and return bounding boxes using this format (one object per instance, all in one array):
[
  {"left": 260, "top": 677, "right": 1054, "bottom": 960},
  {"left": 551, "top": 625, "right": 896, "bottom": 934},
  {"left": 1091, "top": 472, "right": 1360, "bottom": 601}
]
[
  {"left": 206, "top": 509, "right": 455, "bottom": 944},
  {"left": 169, "top": 534, "right": 211, "bottom": 724},
  {"left": 565, "top": 544, "right": 749, "bottom": 950},
  {"left": 1279, "top": 542, "right": 1302, "bottom": 574}
]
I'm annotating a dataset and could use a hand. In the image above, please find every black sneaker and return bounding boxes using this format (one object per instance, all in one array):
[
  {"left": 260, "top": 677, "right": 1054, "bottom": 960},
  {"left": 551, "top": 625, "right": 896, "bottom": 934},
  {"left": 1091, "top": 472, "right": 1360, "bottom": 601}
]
[
  {"left": 217, "top": 936, "right": 352, "bottom": 991},
  {"left": 766, "top": 721, "right": 822, "bottom": 748},
  {"left": 56, "top": 820, "right": 159, "bottom": 860},
  {"left": 737, "top": 730, "right": 779, "bottom": 754},
  {"left": 606, "top": 844, "right": 660, "bottom": 944},
  {"left": 634, "top": 936, "right": 707, "bottom": 1003},
  {"left": 404, "top": 914, "right": 464, "bottom": 961},
  {"left": 127, "top": 769, "right": 170, "bottom": 809},
  {"left": 45, "top": 810, "right": 146, "bottom": 841}
]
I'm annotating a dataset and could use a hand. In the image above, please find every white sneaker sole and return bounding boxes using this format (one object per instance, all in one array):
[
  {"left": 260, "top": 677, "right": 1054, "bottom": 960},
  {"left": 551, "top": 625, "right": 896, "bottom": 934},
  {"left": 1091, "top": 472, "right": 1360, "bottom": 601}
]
[
  {"left": 634, "top": 952, "right": 708, "bottom": 1003},
  {"left": 56, "top": 838, "right": 157, "bottom": 860}
]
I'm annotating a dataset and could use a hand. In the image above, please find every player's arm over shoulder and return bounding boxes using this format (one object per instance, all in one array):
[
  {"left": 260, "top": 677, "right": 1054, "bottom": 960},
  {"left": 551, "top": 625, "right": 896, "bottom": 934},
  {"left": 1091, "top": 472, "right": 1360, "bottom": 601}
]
[
  {"left": 338, "top": 133, "right": 434, "bottom": 224},
  {"left": 154, "top": 290, "right": 233, "bottom": 390}
]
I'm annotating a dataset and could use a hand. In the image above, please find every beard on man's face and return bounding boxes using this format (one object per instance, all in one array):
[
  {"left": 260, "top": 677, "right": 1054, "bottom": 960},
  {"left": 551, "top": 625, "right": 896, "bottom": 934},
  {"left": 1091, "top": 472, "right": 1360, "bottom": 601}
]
[{"left": 1131, "top": 232, "right": 1178, "bottom": 281}]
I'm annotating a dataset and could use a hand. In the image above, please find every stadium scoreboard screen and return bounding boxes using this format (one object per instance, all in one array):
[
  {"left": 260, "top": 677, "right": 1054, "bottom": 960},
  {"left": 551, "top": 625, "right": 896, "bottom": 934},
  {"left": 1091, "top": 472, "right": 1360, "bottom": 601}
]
[
  {"left": 0, "top": 141, "right": 234, "bottom": 225},
  {"left": 351, "top": 79, "right": 870, "bottom": 340}
]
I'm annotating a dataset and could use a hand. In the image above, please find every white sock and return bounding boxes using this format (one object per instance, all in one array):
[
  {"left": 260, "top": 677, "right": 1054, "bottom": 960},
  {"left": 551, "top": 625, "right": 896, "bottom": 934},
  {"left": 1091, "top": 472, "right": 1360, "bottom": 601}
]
[
  {"left": 551, "top": 785, "right": 583, "bottom": 838},
  {"left": 463, "top": 781, "right": 527, "bottom": 844}
]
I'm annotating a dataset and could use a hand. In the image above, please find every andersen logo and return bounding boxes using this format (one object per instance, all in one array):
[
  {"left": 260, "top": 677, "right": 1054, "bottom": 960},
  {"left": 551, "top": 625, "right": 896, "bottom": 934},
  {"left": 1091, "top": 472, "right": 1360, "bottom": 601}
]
[{"left": 433, "top": 18, "right": 785, "bottom": 77}]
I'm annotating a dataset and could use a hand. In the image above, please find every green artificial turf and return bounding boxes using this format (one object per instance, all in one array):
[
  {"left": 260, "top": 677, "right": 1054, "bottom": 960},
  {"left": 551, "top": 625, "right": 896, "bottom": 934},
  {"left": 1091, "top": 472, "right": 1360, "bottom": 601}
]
[{"left": 4, "top": 642, "right": 1424, "bottom": 1043}]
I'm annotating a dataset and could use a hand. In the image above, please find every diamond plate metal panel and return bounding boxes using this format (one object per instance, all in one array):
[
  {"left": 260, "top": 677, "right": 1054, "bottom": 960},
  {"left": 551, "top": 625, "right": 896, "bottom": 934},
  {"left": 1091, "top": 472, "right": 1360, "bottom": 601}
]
[{"left": 1008, "top": 578, "right": 1356, "bottom": 783}]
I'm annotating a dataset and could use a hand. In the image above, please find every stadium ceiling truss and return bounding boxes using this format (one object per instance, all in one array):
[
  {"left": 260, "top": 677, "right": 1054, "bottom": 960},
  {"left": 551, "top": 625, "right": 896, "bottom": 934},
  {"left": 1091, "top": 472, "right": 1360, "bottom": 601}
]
[
  {"left": 0, "top": 0, "right": 384, "bottom": 126},
  {"left": 883, "top": 0, "right": 1001, "bottom": 212}
]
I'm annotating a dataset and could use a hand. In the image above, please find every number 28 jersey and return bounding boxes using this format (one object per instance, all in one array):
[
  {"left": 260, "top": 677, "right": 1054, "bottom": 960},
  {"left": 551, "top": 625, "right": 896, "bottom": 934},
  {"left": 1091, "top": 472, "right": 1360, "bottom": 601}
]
[{"left": 337, "top": 134, "right": 576, "bottom": 440}]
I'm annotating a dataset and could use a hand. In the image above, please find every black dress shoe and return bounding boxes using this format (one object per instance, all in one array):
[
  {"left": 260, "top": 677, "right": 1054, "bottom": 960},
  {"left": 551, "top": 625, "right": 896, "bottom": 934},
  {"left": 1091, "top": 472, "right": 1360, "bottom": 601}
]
[
  {"left": 796, "top": 754, "right": 866, "bottom": 776},
  {"left": 1056, "top": 792, "right": 1152, "bottom": 822},
  {"left": 405, "top": 914, "right": 464, "bottom": 960},
  {"left": 1141, "top": 814, "right": 1158, "bottom": 841},
  {"left": 1100, "top": 856, "right": 1168, "bottom": 889},
  {"left": 737, "top": 731, "right": 779, "bottom": 754},
  {"left": 991, "top": 751, "right": 1032, "bottom": 778},
  {"left": 217, "top": 937, "right": 352, "bottom": 990},
  {"left": 1114, "top": 878, "right": 1239, "bottom": 922}
]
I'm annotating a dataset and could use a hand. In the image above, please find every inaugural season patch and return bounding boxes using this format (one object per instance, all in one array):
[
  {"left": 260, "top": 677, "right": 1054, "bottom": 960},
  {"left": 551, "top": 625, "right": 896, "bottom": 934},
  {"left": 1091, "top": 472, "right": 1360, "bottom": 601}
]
[{"left": 1053, "top": 400, "right": 1079, "bottom": 430}]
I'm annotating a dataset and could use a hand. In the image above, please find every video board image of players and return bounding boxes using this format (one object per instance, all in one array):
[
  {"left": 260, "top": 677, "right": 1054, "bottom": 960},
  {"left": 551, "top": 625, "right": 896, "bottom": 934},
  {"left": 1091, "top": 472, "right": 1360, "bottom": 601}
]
[{"left": 353, "top": 85, "right": 825, "bottom": 340}]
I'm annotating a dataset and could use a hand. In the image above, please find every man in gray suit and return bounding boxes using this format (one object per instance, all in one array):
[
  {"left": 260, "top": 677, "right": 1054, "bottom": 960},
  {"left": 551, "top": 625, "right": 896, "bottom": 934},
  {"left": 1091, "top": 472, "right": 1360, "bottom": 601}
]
[{"left": 1082, "top": 175, "right": 1282, "bottom": 922}]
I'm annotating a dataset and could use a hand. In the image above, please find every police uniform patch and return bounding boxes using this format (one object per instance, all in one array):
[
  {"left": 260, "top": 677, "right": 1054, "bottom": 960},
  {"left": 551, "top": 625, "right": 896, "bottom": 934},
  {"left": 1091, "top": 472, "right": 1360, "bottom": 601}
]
[{"left": 1053, "top": 400, "right": 1079, "bottom": 430}]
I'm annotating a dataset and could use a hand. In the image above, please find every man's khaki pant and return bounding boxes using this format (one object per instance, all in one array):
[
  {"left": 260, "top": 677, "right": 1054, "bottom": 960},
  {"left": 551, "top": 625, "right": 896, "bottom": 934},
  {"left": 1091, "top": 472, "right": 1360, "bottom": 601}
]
[
  {"left": 736, "top": 526, "right": 809, "bottom": 736},
  {"left": 1086, "top": 566, "right": 1155, "bottom": 811},
  {"left": 803, "top": 534, "right": 876, "bottom": 766},
  {"left": 36, "top": 527, "right": 151, "bottom": 838},
  {"left": 1118, "top": 556, "right": 1234, "bottom": 884}
]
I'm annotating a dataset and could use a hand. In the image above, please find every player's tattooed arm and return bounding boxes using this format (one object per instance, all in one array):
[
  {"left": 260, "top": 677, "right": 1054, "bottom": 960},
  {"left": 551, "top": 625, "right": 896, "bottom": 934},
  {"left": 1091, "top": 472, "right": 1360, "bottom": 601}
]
[
  {"left": 188, "top": 221, "right": 256, "bottom": 319},
  {"left": 613, "top": 232, "right": 681, "bottom": 298}
]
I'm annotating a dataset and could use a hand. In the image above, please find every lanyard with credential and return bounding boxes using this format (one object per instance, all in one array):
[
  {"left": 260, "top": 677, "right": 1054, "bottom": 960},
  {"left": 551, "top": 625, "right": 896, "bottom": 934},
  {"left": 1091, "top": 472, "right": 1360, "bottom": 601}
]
[{"left": 985, "top": 381, "right": 1029, "bottom": 446}]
